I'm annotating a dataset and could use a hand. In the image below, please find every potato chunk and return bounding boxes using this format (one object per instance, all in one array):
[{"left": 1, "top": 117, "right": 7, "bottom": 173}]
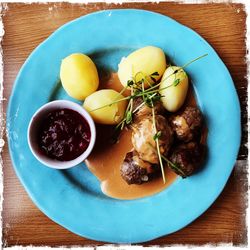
[
  {"left": 60, "top": 53, "right": 99, "bottom": 100},
  {"left": 160, "top": 66, "right": 188, "bottom": 112},
  {"left": 118, "top": 46, "right": 166, "bottom": 88},
  {"left": 83, "top": 89, "right": 127, "bottom": 125}
]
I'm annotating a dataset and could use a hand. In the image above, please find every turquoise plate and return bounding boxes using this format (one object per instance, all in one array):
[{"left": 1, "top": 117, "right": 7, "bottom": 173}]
[{"left": 7, "top": 9, "right": 241, "bottom": 243}]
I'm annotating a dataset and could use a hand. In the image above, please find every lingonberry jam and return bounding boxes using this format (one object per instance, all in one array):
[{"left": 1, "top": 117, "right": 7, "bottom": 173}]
[{"left": 38, "top": 108, "right": 91, "bottom": 161}]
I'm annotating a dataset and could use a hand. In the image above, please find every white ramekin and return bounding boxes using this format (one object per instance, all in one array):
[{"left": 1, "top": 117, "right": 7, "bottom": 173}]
[{"left": 27, "top": 100, "right": 96, "bottom": 169}]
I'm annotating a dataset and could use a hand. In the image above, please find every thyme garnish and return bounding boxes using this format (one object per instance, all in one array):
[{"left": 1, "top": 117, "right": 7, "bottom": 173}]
[
  {"left": 153, "top": 131, "right": 162, "bottom": 141},
  {"left": 151, "top": 100, "right": 166, "bottom": 183},
  {"left": 161, "top": 154, "right": 186, "bottom": 177},
  {"left": 89, "top": 53, "right": 208, "bottom": 113},
  {"left": 173, "top": 78, "right": 180, "bottom": 86},
  {"left": 147, "top": 142, "right": 186, "bottom": 182}
]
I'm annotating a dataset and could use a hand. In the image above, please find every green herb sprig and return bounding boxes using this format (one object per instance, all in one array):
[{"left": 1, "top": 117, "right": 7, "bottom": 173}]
[
  {"left": 89, "top": 53, "right": 208, "bottom": 114},
  {"left": 88, "top": 53, "right": 208, "bottom": 183},
  {"left": 151, "top": 100, "right": 166, "bottom": 183},
  {"left": 161, "top": 154, "right": 186, "bottom": 177}
]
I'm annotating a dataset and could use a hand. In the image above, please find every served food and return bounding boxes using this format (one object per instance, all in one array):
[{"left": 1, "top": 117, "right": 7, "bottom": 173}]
[
  {"left": 121, "top": 151, "right": 159, "bottom": 185},
  {"left": 169, "top": 141, "right": 205, "bottom": 178},
  {"left": 31, "top": 46, "right": 208, "bottom": 199},
  {"left": 118, "top": 46, "right": 166, "bottom": 88},
  {"left": 60, "top": 53, "right": 99, "bottom": 100},
  {"left": 83, "top": 89, "right": 127, "bottom": 124},
  {"left": 28, "top": 100, "right": 96, "bottom": 169},
  {"left": 131, "top": 114, "right": 173, "bottom": 164},
  {"left": 38, "top": 108, "right": 91, "bottom": 161},
  {"left": 170, "top": 106, "right": 203, "bottom": 142},
  {"left": 160, "top": 66, "right": 188, "bottom": 112}
]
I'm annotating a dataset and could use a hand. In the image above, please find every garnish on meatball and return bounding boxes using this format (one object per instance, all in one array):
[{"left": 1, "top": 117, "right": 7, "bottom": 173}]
[
  {"left": 133, "top": 97, "right": 165, "bottom": 121},
  {"left": 131, "top": 115, "right": 173, "bottom": 164}
]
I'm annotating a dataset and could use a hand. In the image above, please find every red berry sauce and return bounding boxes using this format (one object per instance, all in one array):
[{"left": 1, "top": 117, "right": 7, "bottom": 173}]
[{"left": 38, "top": 108, "right": 91, "bottom": 161}]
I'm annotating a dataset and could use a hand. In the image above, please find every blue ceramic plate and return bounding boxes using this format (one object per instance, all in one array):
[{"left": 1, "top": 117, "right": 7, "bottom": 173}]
[{"left": 7, "top": 9, "right": 240, "bottom": 243}]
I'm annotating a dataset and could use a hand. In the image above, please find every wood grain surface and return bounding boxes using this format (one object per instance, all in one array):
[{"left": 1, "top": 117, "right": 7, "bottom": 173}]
[{"left": 1, "top": 2, "right": 248, "bottom": 247}]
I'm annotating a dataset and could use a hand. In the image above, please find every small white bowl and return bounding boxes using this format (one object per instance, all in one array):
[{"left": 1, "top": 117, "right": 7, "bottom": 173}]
[{"left": 27, "top": 100, "right": 96, "bottom": 169}]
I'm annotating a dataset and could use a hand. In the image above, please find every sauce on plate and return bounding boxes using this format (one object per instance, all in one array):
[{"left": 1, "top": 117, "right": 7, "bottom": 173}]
[{"left": 86, "top": 73, "right": 207, "bottom": 200}]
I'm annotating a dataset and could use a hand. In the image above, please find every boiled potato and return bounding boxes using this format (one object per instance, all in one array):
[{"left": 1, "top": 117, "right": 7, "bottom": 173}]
[
  {"left": 159, "top": 66, "right": 188, "bottom": 112},
  {"left": 83, "top": 89, "right": 127, "bottom": 125},
  {"left": 60, "top": 53, "right": 99, "bottom": 100},
  {"left": 118, "top": 46, "right": 166, "bottom": 88}
]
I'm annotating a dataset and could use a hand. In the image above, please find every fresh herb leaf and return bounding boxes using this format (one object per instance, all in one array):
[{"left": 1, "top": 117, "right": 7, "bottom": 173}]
[
  {"left": 134, "top": 89, "right": 141, "bottom": 95},
  {"left": 125, "top": 111, "right": 133, "bottom": 124},
  {"left": 173, "top": 79, "right": 180, "bottom": 86},
  {"left": 161, "top": 154, "right": 186, "bottom": 177},
  {"left": 168, "top": 162, "right": 186, "bottom": 177},
  {"left": 151, "top": 94, "right": 162, "bottom": 103},
  {"left": 153, "top": 131, "right": 162, "bottom": 140},
  {"left": 127, "top": 80, "right": 134, "bottom": 87},
  {"left": 144, "top": 95, "right": 154, "bottom": 108},
  {"left": 91, "top": 54, "right": 208, "bottom": 113}
]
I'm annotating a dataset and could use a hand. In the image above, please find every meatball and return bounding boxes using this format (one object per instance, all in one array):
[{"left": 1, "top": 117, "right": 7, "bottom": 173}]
[
  {"left": 121, "top": 151, "right": 158, "bottom": 185},
  {"left": 133, "top": 97, "right": 164, "bottom": 122},
  {"left": 170, "top": 106, "right": 203, "bottom": 142},
  {"left": 132, "top": 115, "right": 173, "bottom": 164},
  {"left": 169, "top": 142, "right": 206, "bottom": 178}
]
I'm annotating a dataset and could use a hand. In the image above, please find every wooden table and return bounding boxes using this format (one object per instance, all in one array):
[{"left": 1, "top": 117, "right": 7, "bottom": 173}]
[{"left": 2, "top": 2, "right": 248, "bottom": 247}]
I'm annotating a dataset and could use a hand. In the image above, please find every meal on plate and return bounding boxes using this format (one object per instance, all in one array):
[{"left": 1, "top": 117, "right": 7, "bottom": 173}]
[{"left": 36, "top": 46, "right": 208, "bottom": 199}]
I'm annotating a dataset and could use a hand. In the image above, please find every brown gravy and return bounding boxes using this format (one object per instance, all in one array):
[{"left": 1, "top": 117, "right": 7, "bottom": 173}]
[{"left": 85, "top": 72, "right": 205, "bottom": 200}]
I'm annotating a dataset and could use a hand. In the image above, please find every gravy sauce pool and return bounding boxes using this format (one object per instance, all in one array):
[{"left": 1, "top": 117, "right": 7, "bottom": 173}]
[{"left": 86, "top": 72, "right": 207, "bottom": 200}]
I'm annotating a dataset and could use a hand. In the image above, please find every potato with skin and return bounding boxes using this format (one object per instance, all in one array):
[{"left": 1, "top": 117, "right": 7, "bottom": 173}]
[
  {"left": 118, "top": 46, "right": 167, "bottom": 88},
  {"left": 160, "top": 66, "right": 189, "bottom": 112},
  {"left": 60, "top": 53, "right": 99, "bottom": 100},
  {"left": 83, "top": 89, "right": 127, "bottom": 125}
]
